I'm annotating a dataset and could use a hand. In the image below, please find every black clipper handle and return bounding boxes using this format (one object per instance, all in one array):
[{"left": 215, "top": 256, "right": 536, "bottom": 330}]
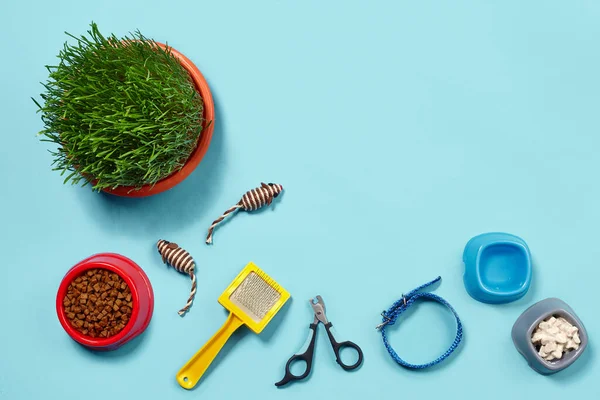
[
  {"left": 324, "top": 322, "right": 364, "bottom": 371},
  {"left": 275, "top": 323, "right": 318, "bottom": 387}
]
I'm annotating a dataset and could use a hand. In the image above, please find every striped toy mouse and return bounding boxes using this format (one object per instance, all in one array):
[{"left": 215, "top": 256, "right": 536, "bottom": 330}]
[
  {"left": 156, "top": 240, "right": 197, "bottom": 316},
  {"left": 205, "top": 182, "right": 284, "bottom": 244}
]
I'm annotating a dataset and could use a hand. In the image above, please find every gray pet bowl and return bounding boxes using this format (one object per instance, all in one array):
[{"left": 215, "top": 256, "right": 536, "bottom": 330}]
[{"left": 511, "top": 298, "right": 588, "bottom": 375}]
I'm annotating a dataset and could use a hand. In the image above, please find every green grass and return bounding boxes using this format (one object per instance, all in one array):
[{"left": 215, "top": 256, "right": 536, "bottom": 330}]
[{"left": 33, "top": 22, "right": 205, "bottom": 191}]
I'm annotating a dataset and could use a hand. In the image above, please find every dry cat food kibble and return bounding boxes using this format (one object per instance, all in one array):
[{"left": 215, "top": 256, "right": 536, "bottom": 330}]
[
  {"left": 531, "top": 316, "right": 581, "bottom": 361},
  {"left": 62, "top": 268, "right": 133, "bottom": 338}
]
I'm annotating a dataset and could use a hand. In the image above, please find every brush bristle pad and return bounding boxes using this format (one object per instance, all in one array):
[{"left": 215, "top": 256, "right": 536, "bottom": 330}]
[{"left": 229, "top": 272, "right": 281, "bottom": 323}]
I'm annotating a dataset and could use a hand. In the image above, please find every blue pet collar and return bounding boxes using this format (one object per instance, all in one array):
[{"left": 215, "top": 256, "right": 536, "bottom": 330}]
[{"left": 376, "top": 276, "right": 463, "bottom": 369}]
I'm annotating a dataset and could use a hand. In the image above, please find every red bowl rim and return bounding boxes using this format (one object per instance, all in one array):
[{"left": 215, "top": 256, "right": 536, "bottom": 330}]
[
  {"left": 100, "top": 42, "right": 215, "bottom": 197},
  {"left": 56, "top": 253, "right": 144, "bottom": 347}
]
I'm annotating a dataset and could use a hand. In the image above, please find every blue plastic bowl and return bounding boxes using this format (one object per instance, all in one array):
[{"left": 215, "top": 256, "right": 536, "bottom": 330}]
[{"left": 463, "top": 232, "right": 532, "bottom": 304}]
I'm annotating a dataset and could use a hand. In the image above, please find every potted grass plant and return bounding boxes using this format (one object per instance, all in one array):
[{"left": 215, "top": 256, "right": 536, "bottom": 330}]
[{"left": 33, "top": 22, "right": 215, "bottom": 197}]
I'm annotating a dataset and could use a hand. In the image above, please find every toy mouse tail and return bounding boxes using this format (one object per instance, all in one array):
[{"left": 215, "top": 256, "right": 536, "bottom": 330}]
[
  {"left": 178, "top": 273, "right": 197, "bottom": 317},
  {"left": 205, "top": 204, "right": 242, "bottom": 245}
]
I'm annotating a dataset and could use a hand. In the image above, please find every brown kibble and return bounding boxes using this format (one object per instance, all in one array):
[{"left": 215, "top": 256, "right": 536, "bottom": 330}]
[{"left": 62, "top": 268, "right": 132, "bottom": 339}]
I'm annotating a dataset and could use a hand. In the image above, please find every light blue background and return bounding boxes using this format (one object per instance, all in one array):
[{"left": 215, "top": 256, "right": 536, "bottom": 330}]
[{"left": 1, "top": 1, "right": 599, "bottom": 398}]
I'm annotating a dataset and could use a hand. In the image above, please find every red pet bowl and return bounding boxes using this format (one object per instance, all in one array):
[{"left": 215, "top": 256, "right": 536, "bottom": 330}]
[{"left": 56, "top": 253, "right": 154, "bottom": 351}]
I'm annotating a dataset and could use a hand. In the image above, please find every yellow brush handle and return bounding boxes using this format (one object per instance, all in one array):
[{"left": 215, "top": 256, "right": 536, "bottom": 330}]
[{"left": 176, "top": 313, "right": 244, "bottom": 389}]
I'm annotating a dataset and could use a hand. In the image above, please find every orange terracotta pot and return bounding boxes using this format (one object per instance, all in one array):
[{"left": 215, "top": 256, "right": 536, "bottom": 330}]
[{"left": 100, "top": 43, "right": 215, "bottom": 197}]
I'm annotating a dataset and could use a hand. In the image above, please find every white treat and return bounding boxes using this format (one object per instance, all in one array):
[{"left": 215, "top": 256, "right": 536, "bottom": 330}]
[
  {"left": 532, "top": 332, "right": 543, "bottom": 342},
  {"left": 544, "top": 342, "right": 557, "bottom": 352},
  {"left": 552, "top": 344, "right": 565, "bottom": 360},
  {"left": 555, "top": 332, "right": 568, "bottom": 344},
  {"left": 531, "top": 315, "right": 580, "bottom": 361}
]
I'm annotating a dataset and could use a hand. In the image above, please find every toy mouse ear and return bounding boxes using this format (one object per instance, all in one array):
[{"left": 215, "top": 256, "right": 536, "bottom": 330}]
[{"left": 261, "top": 182, "right": 269, "bottom": 188}]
